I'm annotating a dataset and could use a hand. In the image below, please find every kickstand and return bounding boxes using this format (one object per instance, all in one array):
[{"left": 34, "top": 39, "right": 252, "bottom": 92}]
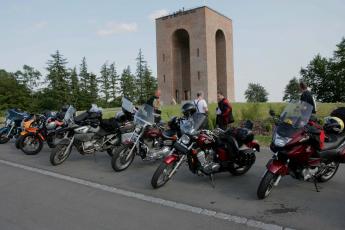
[
  {"left": 209, "top": 174, "right": 215, "bottom": 188},
  {"left": 313, "top": 177, "right": 320, "bottom": 192}
]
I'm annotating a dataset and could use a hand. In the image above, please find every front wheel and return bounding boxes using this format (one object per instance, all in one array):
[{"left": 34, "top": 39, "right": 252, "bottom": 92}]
[
  {"left": 111, "top": 144, "right": 135, "bottom": 172},
  {"left": 257, "top": 171, "right": 279, "bottom": 200},
  {"left": 0, "top": 132, "right": 10, "bottom": 144},
  {"left": 50, "top": 142, "right": 72, "bottom": 166},
  {"left": 21, "top": 133, "right": 43, "bottom": 155},
  {"left": 151, "top": 162, "right": 176, "bottom": 189},
  {"left": 15, "top": 135, "right": 24, "bottom": 149},
  {"left": 318, "top": 161, "right": 339, "bottom": 182}
]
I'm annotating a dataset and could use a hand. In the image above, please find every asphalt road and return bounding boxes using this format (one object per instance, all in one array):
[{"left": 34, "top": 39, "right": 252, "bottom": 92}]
[{"left": 0, "top": 141, "right": 344, "bottom": 230}]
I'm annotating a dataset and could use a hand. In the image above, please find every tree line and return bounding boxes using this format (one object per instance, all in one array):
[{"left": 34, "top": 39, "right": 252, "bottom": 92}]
[{"left": 0, "top": 49, "right": 157, "bottom": 112}]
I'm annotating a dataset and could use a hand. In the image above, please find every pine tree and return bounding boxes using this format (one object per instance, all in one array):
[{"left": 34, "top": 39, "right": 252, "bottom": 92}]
[
  {"left": 120, "top": 66, "right": 136, "bottom": 101},
  {"left": 46, "top": 50, "right": 69, "bottom": 105},
  {"left": 89, "top": 73, "right": 99, "bottom": 103},
  {"left": 109, "top": 62, "right": 119, "bottom": 101},
  {"left": 99, "top": 62, "right": 110, "bottom": 105},
  {"left": 69, "top": 67, "right": 79, "bottom": 105},
  {"left": 142, "top": 65, "right": 157, "bottom": 101},
  {"left": 135, "top": 49, "right": 146, "bottom": 103}
]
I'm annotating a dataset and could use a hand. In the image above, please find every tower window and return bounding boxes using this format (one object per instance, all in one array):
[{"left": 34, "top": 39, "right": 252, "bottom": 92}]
[
  {"left": 198, "top": 71, "right": 201, "bottom": 80},
  {"left": 197, "top": 48, "right": 200, "bottom": 57},
  {"left": 163, "top": 75, "right": 166, "bottom": 83}
]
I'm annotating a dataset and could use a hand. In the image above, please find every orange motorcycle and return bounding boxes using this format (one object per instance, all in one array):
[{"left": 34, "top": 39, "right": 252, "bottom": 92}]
[{"left": 18, "top": 115, "right": 64, "bottom": 155}]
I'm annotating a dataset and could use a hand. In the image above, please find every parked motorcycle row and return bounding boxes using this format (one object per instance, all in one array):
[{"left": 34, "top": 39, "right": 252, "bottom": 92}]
[{"left": 1, "top": 99, "right": 345, "bottom": 200}]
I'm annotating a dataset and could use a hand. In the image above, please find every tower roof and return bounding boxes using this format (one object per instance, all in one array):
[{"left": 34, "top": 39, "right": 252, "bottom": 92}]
[{"left": 156, "top": 6, "right": 232, "bottom": 21}]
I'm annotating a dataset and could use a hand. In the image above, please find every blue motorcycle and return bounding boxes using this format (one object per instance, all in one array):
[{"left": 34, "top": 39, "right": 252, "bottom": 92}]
[{"left": 0, "top": 109, "right": 30, "bottom": 144}]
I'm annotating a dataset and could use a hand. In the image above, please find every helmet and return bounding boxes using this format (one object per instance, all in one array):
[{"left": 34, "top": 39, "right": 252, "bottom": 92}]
[
  {"left": 324, "top": 116, "right": 344, "bottom": 133},
  {"left": 181, "top": 102, "right": 196, "bottom": 117}
]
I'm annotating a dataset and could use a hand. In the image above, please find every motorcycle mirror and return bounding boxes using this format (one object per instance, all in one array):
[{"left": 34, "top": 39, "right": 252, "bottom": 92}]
[{"left": 269, "top": 109, "right": 276, "bottom": 117}]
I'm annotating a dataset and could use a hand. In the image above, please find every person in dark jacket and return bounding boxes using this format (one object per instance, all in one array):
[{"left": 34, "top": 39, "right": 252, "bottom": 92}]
[
  {"left": 300, "top": 82, "right": 316, "bottom": 114},
  {"left": 216, "top": 91, "right": 234, "bottom": 130}
]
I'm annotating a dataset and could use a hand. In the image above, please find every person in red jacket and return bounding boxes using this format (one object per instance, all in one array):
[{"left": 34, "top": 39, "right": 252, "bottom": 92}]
[{"left": 216, "top": 91, "right": 234, "bottom": 130}]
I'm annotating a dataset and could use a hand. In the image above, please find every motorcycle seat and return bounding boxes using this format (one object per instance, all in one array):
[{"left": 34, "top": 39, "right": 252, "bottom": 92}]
[
  {"left": 162, "top": 129, "right": 177, "bottom": 140},
  {"left": 322, "top": 133, "right": 345, "bottom": 151},
  {"left": 96, "top": 127, "right": 114, "bottom": 137},
  {"left": 74, "top": 112, "right": 89, "bottom": 123}
]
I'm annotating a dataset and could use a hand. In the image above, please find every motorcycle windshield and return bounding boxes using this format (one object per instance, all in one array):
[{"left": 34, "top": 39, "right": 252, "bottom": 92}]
[
  {"left": 276, "top": 100, "right": 313, "bottom": 137},
  {"left": 63, "top": 106, "right": 76, "bottom": 124},
  {"left": 7, "top": 109, "right": 28, "bottom": 121},
  {"left": 121, "top": 97, "right": 134, "bottom": 113},
  {"left": 134, "top": 104, "right": 154, "bottom": 126},
  {"left": 180, "top": 113, "right": 206, "bottom": 135}
]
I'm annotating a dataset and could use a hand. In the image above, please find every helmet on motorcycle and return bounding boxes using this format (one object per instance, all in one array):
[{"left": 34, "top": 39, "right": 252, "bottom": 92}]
[
  {"left": 181, "top": 102, "right": 197, "bottom": 117},
  {"left": 324, "top": 116, "right": 344, "bottom": 133}
]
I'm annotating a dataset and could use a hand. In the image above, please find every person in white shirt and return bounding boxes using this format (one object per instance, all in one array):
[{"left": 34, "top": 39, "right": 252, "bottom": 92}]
[{"left": 194, "top": 91, "right": 208, "bottom": 129}]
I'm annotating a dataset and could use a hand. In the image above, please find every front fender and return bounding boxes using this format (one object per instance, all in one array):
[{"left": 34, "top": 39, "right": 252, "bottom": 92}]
[
  {"left": 0, "top": 127, "right": 9, "bottom": 134},
  {"left": 55, "top": 137, "right": 71, "bottom": 146},
  {"left": 266, "top": 159, "right": 288, "bottom": 175},
  {"left": 164, "top": 154, "right": 179, "bottom": 165}
]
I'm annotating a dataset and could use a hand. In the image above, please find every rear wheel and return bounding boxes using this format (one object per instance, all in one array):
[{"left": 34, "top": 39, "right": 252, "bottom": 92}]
[
  {"left": 257, "top": 171, "right": 278, "bottom": 199},
  {"left": 111, "top": 144, "right": 135, "bottom": 172},
  {"left": 50, "top": 142, "right": 72, "bottom": 166},
  {"left": 318, "top": 161, "right": 339, "bottom": 182},
  {"left": 151, "top": 162, "right": 176, "bottom": 189},
  {"left": 21, "top": 133, "right": 43, "bottom": 155}
]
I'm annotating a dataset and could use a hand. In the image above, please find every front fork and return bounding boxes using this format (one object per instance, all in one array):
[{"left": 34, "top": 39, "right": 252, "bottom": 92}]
[
  {"left": 125, "top": 130, "right": 145, "bottom": 161},
  {"left": 64, "top": 136, "right": 75, "bottom": 155},
  {"left": 6, "top": 124, "right": 15, "bottom": 138},
  {"left": 266, "top": 154, "right": 289, "bottom": 186},
  {"left": 168, "top": 155, "right": 186, "bottom": 179}
]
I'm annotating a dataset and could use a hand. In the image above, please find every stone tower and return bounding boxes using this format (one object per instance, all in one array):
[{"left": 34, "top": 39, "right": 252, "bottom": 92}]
[{"left": 156, "top": 6, "right": 234, "bottom": 104}]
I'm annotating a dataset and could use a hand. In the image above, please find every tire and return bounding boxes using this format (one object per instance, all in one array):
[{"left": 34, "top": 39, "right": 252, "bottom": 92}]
[
  {"left": 111, "top": 144, "right": 135, "bottom": 172},
  {"left": 50, "top": 143, "right": 72, "bottom": 166},
  {"left": 151, "top": 161, "right": 176, "bottom": 189},
  {"left": 15, "top": 135, "right": 24, "bottom": 149},
  {"left": 318, "top": 161, "right": 340, "bottom": 182},
  {"left": 21, "top": 133, "right": 43, "bottom": 155},
  {"left": 257, "top": 171, "right": 278, "bottom": 200},
  {"left": 229, "top": 164, "right": 252, "bottom": 176},
  {"left": 0, "top": 132, "right": 10, "bottom": 144}
]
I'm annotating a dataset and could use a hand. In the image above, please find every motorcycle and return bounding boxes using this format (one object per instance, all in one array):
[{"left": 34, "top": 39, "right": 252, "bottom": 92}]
[
  {"left": 0, "top": 109, "right": 29, "bottom": 144},
  {"left": 111, "top": 103, "right": 179, "bottom": 172},
  {"left": 50, "top": 101, "right": 134, "bottom": 166},
  {"left": 151, "top": 114, "right": 260, "bottom": 188},
  {"left": 257, "top": 100, "right": 345, "bottom": 199},
  {"left": 18, "top": 114, "right": 64, "bottom": 155}
]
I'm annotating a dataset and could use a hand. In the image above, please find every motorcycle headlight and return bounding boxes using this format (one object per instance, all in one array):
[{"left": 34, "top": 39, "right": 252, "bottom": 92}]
[
  {"left": 181, "top": 134, "right": 190, "bottom": 145},
  {"left": 274, "top": 133, "right": 292, "bottom": 147}
]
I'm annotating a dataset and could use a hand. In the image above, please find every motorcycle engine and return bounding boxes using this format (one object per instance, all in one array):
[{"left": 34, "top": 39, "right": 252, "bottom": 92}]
[{"left": 83, "top": 140, "right": 100, "bottom": 152}]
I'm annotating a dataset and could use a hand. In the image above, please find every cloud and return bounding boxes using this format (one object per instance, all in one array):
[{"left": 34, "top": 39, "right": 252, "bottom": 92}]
[
  {"left": 33, "top": 21, "right": 48, "bottom": 29},
  {"left": 148, "top": 9, "right": 169, "bottom": 20},
  {"left": 97, "top": 22, "right": 138, "bottom": 36}
]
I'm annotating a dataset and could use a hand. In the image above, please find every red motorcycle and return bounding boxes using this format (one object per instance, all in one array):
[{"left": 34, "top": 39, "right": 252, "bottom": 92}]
[
  {"left": 151, "top": 114, "right": 260, "bottom": 189},
  {"left": 257, "top": 101, "right": 345, "bottom": 199}
]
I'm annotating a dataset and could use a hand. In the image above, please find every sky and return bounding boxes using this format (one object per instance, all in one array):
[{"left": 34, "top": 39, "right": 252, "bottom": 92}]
[{"left": 1, "top": 0, "right": 344, "bottom": 102}]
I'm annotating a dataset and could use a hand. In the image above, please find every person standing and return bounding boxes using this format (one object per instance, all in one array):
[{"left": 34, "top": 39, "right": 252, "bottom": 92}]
[
  {"left": 193, "top": 91, "right": 208, "bottom": 129},
  {"left": 146, "top": 89, "right": 162, "bottom": 123},
  {"left": 300, "top": 82, "right": 316, "bottom": 114},
  {"left": 216, "top": 91, "right": 234, "bottom": 130}
]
